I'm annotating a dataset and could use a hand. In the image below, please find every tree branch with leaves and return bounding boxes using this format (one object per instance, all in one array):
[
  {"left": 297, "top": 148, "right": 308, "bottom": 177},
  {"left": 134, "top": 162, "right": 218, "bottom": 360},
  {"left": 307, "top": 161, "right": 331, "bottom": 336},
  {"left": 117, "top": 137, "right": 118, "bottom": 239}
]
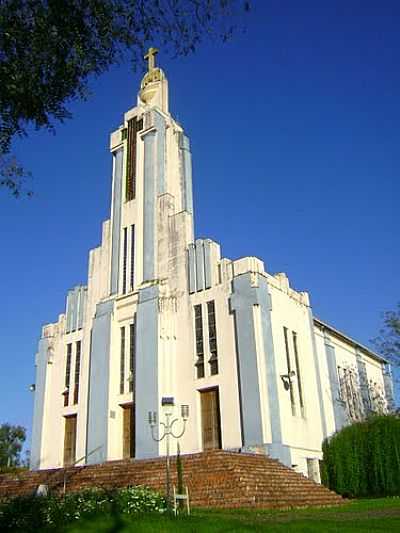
[
  {"left": 0, "top": 0, "right": 250, "bottom": 197},
  {"left": 372, "top": 303, "right": 400, "bottom": 368}
]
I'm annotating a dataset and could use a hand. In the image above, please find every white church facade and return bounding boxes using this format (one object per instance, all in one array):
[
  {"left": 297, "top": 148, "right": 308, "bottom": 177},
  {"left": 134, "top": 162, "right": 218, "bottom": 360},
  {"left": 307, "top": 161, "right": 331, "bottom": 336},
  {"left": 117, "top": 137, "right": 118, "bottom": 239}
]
[{"left": 31, "top": 49, "right": 394, "bottom": 480}]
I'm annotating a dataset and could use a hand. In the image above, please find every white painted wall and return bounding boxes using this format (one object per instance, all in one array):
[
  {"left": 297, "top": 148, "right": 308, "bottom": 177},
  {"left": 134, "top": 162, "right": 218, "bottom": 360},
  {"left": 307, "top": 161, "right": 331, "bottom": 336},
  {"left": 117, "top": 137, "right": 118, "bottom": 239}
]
[{"left": 32, "top": 62, "right": 392, "bottom": 481}]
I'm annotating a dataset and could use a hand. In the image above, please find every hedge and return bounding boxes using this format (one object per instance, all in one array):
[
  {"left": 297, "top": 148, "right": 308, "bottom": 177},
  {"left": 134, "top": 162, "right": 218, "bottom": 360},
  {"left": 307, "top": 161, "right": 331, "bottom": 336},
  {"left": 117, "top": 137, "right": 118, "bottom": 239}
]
[{"left": 321, "top": 414, "right": 400, "bottom": 497}]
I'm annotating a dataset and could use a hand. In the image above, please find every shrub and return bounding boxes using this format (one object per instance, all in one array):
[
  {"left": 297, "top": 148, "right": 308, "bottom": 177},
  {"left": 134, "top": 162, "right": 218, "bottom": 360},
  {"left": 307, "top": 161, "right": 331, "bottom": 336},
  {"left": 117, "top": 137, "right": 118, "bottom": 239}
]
[
  {"left": 0, "top": 495, "right": 39, "bottom": 531},
  {"left": 0, "top": 485, "right": 166, "bottom": 531},
  {"left": 116, "top": 486, "right": 167, "bottom": 514},
  {"left": 322, "top": 414, "right": 400, "bottom": 497},
  {"left": 45, "top": 488, "right": 112, "bottom": 526}
]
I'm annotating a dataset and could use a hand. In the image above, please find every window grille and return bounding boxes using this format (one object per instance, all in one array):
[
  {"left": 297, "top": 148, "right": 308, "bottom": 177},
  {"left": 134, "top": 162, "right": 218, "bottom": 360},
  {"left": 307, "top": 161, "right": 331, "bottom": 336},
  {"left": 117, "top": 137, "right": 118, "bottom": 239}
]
[
  {"left": 130, "top": 225, "right": 135, "bottom": 291},
  {"left": 120, "top": 327, "right": 126, "bottom": 394},
  {"left": 73, "top": 340, "right": 81, "bottom": 404},
  {"left": 207, "top": 301, "right": 219, "bottom": 375},
  {"left": 194, "top": 304, "right": 205, "bottom": 378},
  {"left": 129, "top": 321, "right": 136, "bottom": 393},
  {"left": 122, "top": 227, "right": 128, "bottom": 294},
  {"left": 64, "top": 343, "right": 72, "bottom": 406},
  {"left": 292, "top": 332, "right": 304, "bottom": 412}
]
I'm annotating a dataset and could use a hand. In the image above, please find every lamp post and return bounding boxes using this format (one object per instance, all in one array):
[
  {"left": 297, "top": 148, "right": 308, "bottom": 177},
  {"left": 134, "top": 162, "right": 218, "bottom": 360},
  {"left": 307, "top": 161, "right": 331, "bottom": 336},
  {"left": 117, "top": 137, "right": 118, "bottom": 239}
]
[{"left": 148, "top": 397, "right": 189, "bottom": 509}]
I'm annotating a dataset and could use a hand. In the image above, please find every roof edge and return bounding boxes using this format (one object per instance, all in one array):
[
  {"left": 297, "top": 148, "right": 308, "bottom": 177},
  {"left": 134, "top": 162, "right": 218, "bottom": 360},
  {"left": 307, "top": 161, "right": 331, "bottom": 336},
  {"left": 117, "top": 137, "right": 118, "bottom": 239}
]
[{"left": 313, "top": 317, "right": 388, "bottom": 364}]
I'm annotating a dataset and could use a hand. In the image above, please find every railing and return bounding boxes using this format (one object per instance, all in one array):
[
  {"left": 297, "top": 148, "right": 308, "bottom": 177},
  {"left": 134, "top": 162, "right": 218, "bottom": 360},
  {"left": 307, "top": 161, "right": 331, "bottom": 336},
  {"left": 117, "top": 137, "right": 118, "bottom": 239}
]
[{"left": 63, "top": 445, "right": 103, "bottom": 495}]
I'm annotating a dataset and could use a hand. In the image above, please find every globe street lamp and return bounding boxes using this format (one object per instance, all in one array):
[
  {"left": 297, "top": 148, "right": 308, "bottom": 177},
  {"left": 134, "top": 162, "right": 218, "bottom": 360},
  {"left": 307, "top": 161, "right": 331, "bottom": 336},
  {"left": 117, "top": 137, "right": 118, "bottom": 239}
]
[{"left": 148, "top": 397, "right": 189, "bottom": 509}]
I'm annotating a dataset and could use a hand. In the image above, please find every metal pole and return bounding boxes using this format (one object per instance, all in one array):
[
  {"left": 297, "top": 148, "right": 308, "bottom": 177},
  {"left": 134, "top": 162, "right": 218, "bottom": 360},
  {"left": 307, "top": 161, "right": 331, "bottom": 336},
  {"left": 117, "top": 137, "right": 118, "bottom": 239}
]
[{"left": 165, "top": 414, "right": 171, "bottom": 510}]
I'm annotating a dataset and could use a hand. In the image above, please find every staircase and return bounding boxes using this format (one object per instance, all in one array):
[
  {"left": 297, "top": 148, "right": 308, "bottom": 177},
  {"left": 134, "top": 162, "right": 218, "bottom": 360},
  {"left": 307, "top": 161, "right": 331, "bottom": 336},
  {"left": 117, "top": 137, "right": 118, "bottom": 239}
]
[{"left": 0, "top": 450, "right": 343, "bottom": 509}]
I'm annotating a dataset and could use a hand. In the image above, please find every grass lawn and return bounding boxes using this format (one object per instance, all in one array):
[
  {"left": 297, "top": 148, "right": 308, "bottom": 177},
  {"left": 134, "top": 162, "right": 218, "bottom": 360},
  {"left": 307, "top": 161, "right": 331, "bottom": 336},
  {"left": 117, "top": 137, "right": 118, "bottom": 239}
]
[{"left": 66, "top": 498, "right": 400, "bottom": 532}]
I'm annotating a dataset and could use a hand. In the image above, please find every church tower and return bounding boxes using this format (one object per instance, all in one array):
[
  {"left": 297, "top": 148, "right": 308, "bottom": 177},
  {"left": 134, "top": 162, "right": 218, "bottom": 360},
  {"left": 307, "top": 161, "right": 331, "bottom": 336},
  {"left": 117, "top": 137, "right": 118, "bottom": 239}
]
[{"left": 86, "top": 47, "right": 196, "bottom": 462}]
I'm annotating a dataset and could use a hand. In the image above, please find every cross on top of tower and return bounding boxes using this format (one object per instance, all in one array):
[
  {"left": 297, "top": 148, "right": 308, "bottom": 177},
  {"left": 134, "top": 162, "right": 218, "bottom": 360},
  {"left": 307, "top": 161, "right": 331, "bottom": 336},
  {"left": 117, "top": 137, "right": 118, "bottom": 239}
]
[{"left": 144, "top": 47, "right": 159, "bottom": 72}]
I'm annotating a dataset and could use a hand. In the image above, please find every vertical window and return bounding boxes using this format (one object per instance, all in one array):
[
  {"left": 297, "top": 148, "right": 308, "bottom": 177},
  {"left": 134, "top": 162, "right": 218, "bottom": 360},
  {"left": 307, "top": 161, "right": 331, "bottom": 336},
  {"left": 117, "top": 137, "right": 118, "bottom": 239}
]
[
  {"left": 73, "top": 340, "right": 81, "bottom": 404},
  {"left": 207, "top": 301, "right": 219, "bottom": 375},
  {"left": 64, "top": 343, "right": 72, "bottom": 406},
  {"left": 130, "top": 225, "right": 135, "bottom": 291},
  {"left": 283, "top": 327, "right": 295, "bottom": 414},
  {"left": 129, "top": 321, "right": 136, "bottom": 393},
  {"left": 120, "top": 327, "right": 126, "bottom": 394},
  {"left": 122, "top": 227, "right": 128, "bottom": 294},
  {"left": 292, "top": 332, "right": 304, "bottom": 412},
  {"left": 194, "top": 304, "right": 205, "bottom": 379},
  {"left": 125, "top": 117, "right": 143, "bottom": 201}
]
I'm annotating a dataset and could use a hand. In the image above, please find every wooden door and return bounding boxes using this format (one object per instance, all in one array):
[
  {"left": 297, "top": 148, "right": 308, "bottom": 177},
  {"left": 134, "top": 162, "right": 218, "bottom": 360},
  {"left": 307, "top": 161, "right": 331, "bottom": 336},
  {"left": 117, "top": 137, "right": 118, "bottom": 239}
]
[
  {"left": 200, "top": 388, "right": 222, "bottom": 450},
  {"left": 63, "top": 415, "right": 77, "bottom": 466},
  {"left": 122, "top": 404, "right": 135, "bottom": 459}
]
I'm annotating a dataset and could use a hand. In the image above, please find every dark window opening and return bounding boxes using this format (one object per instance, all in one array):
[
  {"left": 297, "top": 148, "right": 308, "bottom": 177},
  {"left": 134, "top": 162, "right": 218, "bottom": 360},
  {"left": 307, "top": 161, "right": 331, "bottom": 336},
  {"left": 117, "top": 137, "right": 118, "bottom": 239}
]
[
  {"left": 292, "top": 332, "right": 304, "bottom": 411},
  {"left": 73, "top": 340, "right": 81, "bottom": 405},
  {"left": 64, "top": 343, "right": 72, "bottom": 406},
  {"left": 194, "top": 304, "right": 205, "bottom": 379},
  {"left": 283, "top": 326, "right": 295, "bottom": 414},
  {"left": 120, "top": 327, "right": 126, "bottom": 394},
  {"left": 129, "top": 321, "right": 136, "bottom": 393},
  {"left": 126, "top": 117, "right": 143, "bottom": 201},
  {"left": 207, "top": 301, "right": 219, "bottom": 375},
  {"left": 122, "top": 227, "right": 128, "bottom": 294}
]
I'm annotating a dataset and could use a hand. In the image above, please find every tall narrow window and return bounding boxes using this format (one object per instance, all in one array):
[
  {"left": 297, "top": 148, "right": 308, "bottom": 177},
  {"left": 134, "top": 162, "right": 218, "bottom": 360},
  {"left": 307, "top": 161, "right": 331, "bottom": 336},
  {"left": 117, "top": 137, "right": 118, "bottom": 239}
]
[
  {"left": 64, "top": 343, "right": 72, "bottom": 406},
  {"left": 120, "top": 327, "right": 126, "bottom": 394},
  {"left": 130, "top": 225, "right": 135, "bottom": 291},
  {"left": 122, "top": 227, "right": 128, "bottom": 294},
  {"left": 283, "top": 327, "right": 295, "bottom": 414},
  {"left": 125, "top": 117, "right": 143, "bottom": 201},
  {"left": 129, "top": 321, "right": 136, "bottom": 393},
  {"left": 73, "top": 340, "right": 81, "bottom": 404},
  {"left": 194, "top": 304, "right": 205, "bottom": 379},
  {"left": 292, "top": 332, "right": 304, "bottom": 412},
  {"left": 207, "top": 301, "right": 219, "bottom": 375}
]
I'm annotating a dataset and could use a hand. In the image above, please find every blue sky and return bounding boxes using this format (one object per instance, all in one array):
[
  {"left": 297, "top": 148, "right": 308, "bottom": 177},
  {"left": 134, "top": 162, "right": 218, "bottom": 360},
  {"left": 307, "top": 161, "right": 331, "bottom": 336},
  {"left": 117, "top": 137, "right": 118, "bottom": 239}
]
[{"left": 1, "top": 1, "right": 399, "bottom": 447}]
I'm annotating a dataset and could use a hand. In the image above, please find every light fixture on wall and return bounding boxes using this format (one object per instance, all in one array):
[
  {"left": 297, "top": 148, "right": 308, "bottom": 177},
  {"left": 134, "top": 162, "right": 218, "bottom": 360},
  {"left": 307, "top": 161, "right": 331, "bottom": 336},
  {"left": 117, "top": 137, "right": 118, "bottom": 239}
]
[
  {"left": 29, "top": 384, "right": 36, "bottom": 392},
  {"left": 280, "top": 371, "right": 296, "bottom": 391}
]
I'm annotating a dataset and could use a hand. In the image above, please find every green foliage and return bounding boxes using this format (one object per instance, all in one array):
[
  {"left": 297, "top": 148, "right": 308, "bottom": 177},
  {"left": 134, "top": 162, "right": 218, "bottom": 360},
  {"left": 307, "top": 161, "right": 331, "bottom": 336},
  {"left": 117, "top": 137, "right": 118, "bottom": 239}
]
[
  {"left": 0, "top": 492, "right": 52, "bottom": 532},
  {"left": 0, "top": 423, "right": 26, "bottom": 468},
  {"left": 116, "top": 485, "right": 167, "bottom": 514},
  {"left": 176, "top": 442, "right": 184, "bottom": 495},
  {"left": 0, "top": 485, "right": 167, "bottom": 531},
  {"left": 0, "top": 0, "right": 250, "bottom": 197},
  {"left": 322, "top": 415, "right": 400, "bottom": 497}
]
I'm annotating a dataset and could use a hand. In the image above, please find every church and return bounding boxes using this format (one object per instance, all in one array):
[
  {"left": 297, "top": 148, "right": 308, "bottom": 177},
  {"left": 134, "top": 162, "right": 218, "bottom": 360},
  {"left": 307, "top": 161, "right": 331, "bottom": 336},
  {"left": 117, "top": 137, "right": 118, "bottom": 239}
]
[{"left": 31, "top": 49, "right": 394, "bottom": 481}]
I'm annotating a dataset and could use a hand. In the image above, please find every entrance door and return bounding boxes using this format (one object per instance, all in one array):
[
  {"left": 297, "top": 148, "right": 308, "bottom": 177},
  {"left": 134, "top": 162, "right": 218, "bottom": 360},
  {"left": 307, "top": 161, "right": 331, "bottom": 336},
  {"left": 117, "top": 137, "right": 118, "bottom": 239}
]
[
  {"left": 63, "top": 415, "right": 77, "bottom": 466},
  {"left": 122, "top": 404, "right": 135, "bottom": 459},
  {"left": 200, "top": 388, "right": 222, "bottom": 450}
]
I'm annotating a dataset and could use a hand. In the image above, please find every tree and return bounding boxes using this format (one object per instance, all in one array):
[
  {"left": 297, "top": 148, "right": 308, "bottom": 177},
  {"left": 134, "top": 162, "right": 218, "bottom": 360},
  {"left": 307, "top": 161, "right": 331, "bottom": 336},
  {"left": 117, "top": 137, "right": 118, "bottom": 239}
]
[
  {"left": 0, "top": 0, "right": 250, "bottom": 197},
  {"left": 0, "top": 423, "right": 26, "bottom": 468},
  {"left": 373, "top": 303, "right": 400, "bottom": 368}
]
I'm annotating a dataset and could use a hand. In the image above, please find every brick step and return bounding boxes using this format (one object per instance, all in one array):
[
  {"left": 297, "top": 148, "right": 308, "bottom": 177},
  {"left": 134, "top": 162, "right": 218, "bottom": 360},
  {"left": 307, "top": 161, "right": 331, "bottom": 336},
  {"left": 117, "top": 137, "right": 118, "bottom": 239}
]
[{"left": 0, "top": 451, "right": 343, "bottom": 509}]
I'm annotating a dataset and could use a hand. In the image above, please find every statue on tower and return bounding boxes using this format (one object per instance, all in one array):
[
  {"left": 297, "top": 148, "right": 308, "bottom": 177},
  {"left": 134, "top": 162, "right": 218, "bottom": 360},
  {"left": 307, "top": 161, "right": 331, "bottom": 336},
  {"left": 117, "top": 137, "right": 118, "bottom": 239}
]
[
  {"left": 144, "top": 47, "right": 158, "bottom": 72},
  {"left": 139, "top": 46, "right": 168, "bottom": 112}
]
